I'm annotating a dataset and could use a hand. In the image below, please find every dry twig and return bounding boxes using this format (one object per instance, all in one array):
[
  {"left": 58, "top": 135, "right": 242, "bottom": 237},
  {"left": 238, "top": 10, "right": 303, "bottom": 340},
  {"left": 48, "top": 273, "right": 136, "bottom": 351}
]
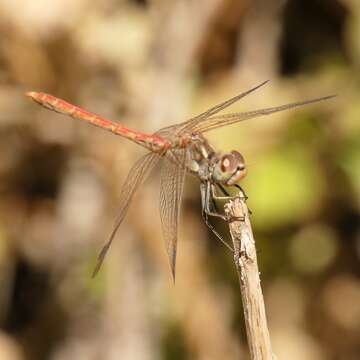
[{"left": 224, "top": 197, "right": 275, "bottom": 360}]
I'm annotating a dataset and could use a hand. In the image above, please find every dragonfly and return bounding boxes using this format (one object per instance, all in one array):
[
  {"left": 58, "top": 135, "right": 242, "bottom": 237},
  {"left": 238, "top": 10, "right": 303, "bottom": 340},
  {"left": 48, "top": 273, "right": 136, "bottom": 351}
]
[{"left": 26, "top": 81, "right": 335, "bottom": 279}]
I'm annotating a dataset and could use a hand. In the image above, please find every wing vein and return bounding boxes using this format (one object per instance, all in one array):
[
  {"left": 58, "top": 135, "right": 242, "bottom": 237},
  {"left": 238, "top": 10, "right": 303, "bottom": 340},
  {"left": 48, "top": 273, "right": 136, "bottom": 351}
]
[
  {"left": 92, "top": 152, "right": 160, "bottom": 277},
  {"left": 159, "top": 150, "right": 186, "bottom": 281}
]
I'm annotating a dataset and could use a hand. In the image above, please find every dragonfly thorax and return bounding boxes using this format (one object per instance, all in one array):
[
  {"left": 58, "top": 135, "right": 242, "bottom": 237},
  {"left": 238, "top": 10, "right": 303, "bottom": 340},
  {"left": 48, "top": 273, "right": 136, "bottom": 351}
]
[{"left": 211, "top": 150, "right": 247, "bottom": 185}]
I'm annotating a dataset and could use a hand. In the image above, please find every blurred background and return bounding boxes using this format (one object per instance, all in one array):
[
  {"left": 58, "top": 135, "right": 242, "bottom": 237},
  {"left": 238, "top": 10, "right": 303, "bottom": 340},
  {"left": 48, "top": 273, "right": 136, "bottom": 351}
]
[{"left": 0, "top": 0, "right": 358, "bottom": 359}]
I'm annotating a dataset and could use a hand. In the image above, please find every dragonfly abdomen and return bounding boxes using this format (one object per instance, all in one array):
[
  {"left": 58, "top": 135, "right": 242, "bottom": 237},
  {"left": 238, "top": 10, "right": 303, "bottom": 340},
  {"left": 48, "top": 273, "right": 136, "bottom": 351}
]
[{"left": 26, "top": 91, "right": 171, "bottom": 152}]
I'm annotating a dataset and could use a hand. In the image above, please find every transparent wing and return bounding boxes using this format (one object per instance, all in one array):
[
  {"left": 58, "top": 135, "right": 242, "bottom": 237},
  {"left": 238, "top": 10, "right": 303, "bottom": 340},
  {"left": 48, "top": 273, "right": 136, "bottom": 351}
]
[
  {"left": 159, "top": 149, "right": 186, "bottom": 281},
  {"left": 178, "top": 80, "right": 269, "bottom": 134},
  {"left": 189, "top": 95, "right": 336, "bottom": 133},
  {"left": 92, "top": 152, "right": 161, "bottom": 277}
]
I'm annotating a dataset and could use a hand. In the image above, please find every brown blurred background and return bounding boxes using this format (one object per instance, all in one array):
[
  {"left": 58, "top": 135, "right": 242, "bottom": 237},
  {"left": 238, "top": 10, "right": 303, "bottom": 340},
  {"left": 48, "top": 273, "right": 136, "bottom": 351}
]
[{"left": 0, "top": 0, "right": 359, "bottom": 359}]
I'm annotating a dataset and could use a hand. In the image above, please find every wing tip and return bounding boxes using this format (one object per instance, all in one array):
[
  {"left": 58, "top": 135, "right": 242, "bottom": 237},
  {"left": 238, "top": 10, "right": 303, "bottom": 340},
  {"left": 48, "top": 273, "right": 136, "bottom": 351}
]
[
  {"left": 91, "top": 264, "right": 101, "bottom": 278},
  {"left": 323, "top": 94, "right": 337, "bottom": 100},
  {"left": 253, "top": 80, "right": 270, "bottom": 91},
  {"left": 171, "top": 267, "right": 176, "bottom": 284},
  {"left": 91, "top": 242, "right": 111, "bottom": 278},
  {"left": 168, "top": 247, "right": 177, "bottom": 284},
  {"left": 303, "top": 94, "right": 337, "bottom": 107}
]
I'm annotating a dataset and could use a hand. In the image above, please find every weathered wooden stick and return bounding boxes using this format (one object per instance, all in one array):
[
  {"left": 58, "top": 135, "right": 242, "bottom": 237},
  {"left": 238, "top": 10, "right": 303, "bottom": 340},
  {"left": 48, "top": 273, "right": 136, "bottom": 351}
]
[{"left": 224, "top": 197, "right": 275, "bottom": 360}]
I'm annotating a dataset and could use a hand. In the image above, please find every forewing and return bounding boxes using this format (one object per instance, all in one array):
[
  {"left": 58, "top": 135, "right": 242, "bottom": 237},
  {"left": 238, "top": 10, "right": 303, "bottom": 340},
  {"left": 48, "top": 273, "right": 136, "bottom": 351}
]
[
  {"left": 92, "top": 152, "right": 160, "bottom": 277},
  {"left": 191, "top": 95, "right": 336, "bottom": 133},
  {"left": 178, "top": 80, "right": 269, "bottom": 133},
  {"left": 159, "top": 150, "right": 186, "bottom": 281}
]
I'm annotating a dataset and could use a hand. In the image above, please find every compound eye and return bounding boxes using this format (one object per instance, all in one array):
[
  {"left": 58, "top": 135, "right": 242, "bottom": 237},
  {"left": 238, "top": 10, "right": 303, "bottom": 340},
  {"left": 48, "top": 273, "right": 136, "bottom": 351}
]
[
  {"left": 220, "top": 154, "right": 235, "bottom": 172},
  {"left": 231, "top": 150, "right": 245, "bottom": 163},
  {"left": 212, "top": 151, "right": 247, "bottom": 185}
]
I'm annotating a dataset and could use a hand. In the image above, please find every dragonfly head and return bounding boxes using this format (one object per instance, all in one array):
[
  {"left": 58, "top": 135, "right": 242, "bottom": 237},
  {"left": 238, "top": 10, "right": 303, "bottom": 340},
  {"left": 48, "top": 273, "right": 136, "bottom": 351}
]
[{"left": 212, "top": 151, "right": 247, "bottom": 185}]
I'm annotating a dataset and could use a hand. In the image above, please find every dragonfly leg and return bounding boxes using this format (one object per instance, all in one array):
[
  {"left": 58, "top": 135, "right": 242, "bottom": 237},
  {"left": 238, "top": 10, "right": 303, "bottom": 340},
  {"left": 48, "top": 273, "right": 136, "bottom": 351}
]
[
  {"left": 233, "top": 184, "right": 252, "bottom": 215},
  {"left": 217, "top": 184, "right": 230, "bottom": 196},
  {"left": 210, "top": 184, "right": 245, "bottom": 222},
  {"left": 200, "top": 183, "right": 234, "bottom": 252},
  {"left": 201, "top": 182, "right": 244, "bottom": 222},
  {"left": 201, "top": 209, "right": 234, "bottom": 252},
  {"left": 211, "top": 192, "right": 220, "bottom": 214},
  {"left": 212, "top": 184, "right": 247, "bottom": 202},
  {"left": 201, "top": 182, "right": 228, "bottom": 221},
  {"left": 233, "top": 184, "right": 248, "bottom": 200},
  {"left": 215, "top": 184, "right": 252, "bottom": 216}
]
